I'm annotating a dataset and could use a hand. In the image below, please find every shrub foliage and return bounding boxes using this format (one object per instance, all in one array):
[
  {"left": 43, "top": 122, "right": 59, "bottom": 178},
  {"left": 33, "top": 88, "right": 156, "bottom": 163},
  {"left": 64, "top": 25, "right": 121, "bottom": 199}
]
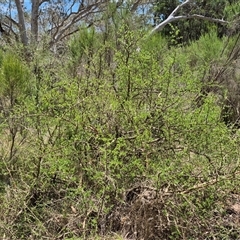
[{"left": 0, "top": 22, "right": 240, "bottom": 239}]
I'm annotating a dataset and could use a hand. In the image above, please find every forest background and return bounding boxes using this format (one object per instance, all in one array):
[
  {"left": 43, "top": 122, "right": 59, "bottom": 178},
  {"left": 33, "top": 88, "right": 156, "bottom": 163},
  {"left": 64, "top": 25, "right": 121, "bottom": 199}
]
[{"left": 0, "top": 0, "right": 240, "bottom": 239}]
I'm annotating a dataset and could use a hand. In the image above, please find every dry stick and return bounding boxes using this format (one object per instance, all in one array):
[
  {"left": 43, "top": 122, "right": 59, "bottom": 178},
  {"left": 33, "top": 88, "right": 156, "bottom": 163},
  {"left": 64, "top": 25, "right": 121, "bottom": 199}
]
[{"left": 164, "top": 170, "right": 240, "bottom": 196}]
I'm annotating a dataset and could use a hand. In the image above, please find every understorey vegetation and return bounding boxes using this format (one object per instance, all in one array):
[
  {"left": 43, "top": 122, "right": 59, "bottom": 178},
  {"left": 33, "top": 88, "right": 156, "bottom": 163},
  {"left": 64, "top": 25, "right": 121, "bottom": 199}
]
[{"left": 0, "top": 1, "right": 240, "bottom": 239}]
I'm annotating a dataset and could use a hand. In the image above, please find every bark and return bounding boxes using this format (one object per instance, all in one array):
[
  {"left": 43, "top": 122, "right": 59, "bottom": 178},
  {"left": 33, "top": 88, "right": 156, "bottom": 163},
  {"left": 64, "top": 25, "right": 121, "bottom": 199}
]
[
  {"left": 31, "top": 0, "right": 40, "bottom": 43},
  {"left": 15, "top": 0, "right": 28, "bottom": 45}
]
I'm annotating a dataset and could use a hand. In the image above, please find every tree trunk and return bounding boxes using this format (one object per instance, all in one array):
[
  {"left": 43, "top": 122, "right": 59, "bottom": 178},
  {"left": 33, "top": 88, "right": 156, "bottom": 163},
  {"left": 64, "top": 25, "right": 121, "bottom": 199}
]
[
  {"left": 31, "top": 0, "right": 39, "bottom": 43},
  {"left": 15, "top": 0, "right": 28, "bottom": 45}
]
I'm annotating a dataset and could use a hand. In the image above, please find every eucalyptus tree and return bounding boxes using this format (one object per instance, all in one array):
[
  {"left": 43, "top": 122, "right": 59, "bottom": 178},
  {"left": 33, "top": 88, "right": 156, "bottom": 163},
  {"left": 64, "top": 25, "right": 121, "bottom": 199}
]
[
  {"left": 0, "top": 0, "right": 110, "bottom": 47},
  {"left": 0, "top": 0, "right": 237, "bottom": 48},
  {"left": 150, "top": 0, "right": 239, "bottom": 43}
]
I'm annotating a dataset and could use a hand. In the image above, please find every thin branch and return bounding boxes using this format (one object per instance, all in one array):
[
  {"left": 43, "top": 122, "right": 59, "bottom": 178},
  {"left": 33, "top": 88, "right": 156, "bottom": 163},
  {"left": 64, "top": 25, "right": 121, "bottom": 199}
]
[
  {"left": 39, "top": 0, "right": 49, "bottom": 7},
  {"left": 50, "top": 2, "right": 104, "bottom": 45},
  {"left": 1, "top": 22, "right": 18, "bottom": 38},
  {"left": 66, "top": 0, "right": 77, "bottom": 14},
  {"left": 56, "top": 22, "right": 94, "bottom": 43},
  {"left": 175, "top": 14, "right": 228, "bottom": 24},
  {"left": 5, "top": 16, "right": 20, "bottom": 28},
  {"left": 171, "top": 0, "right": 192, "bottom": 17},
  {"left": 130, "top": 0, "right": 142, "bottom": 12}
]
